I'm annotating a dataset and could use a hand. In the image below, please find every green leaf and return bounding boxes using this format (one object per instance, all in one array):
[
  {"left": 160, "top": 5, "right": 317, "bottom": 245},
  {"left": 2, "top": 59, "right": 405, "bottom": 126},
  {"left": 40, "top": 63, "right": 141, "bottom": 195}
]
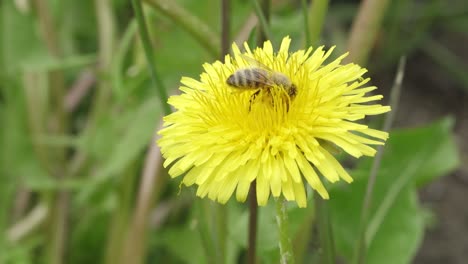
[
  {"left": 366, "top": 188, "right": 425, "bottom": 264},
  {"left": 1, "top": 0, "right": 47, "bottom": 74},
  {"left": 97, "top": 98, "right": 160, "bottom": 178},
  {"left": 0, "top": 236, "right": 43, "bottom": 264},
  {"left": 331, "top": 117, "right": 459, "bottom": 264},
  {"left": 330, "top": 171, "right": 425, "bottom": 264},
  {"left": 20, "top": 54, "right": 96, "bottom": 72},
  {"left": 356, "top": 117, "right": 460, "bottom": 185},
  {"left": 76, "top": 97, "right": 161, "bottom": 203}
]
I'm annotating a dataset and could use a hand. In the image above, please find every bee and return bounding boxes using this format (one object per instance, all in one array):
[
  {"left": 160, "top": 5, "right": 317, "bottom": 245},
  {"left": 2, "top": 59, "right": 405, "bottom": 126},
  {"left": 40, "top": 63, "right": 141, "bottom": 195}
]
[{"left": 226, "top": 56, "right": 297, "bottom": 110}]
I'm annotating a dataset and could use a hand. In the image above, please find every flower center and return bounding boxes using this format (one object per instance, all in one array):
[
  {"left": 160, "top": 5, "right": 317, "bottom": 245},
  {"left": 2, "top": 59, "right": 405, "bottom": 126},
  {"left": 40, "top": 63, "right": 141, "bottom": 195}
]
[{"left": 249, "top": 85, "right": 295, "bottom": 113}]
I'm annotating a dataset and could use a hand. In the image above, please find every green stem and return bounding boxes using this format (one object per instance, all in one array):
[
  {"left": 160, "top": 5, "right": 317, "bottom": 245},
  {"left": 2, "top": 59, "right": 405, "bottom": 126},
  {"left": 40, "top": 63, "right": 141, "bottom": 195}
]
[
  {"left": 300, "top": 0, "right": 311, "bottom": 47},
  {"left": 143, "top": 0, "right": 219, "bottom": 58},
  {"left": 196, "top": 199, "right": 217, "bottom": 264},
  {"left": 92, "top": 0, "right": 115, "bottom": 122},
  {"left": 345, "top": 0, "right": 391, "bottom": 65},
  {"left": 221, "top": 0, "right": 231, "bottom": 57},
  {"left": 275, "top": 197, "right": 294, "bottom": 264},
  {"left": 67, "top": 0, "right": 116, "bottom": 184},
  {"left": 131, "top": 0, "right": 171, "bottom": 116},
  {"left": 32, "top": 1, "right": 68, "bottom": 263},
  {"left": 215, "top": 205, "right": 227, "bottom": 264},
  {"left": 247, "top": 182, "right": 258, "bottom": 264},
  {"left": 104, "top": 164, "right": 138, "bottom": 264},
  {"left": 248, "top": 1, "right": 269, "bottom": 261},
  {"left": 252, "top": 0, "right": 272, "bottom": 43},
  {"left": 308, "top": 0, "right": 329, "bottom": 47},
  {"left": 315, "top": 196, "right": 335, "bottom": 264},
  {"left": 122, "top": 128, "right": 167, "bottom": 264},
  {"left": 352, "top": 57, "right": 406, "bottom": 264},
  {"left": 214, "top": 2, "right": 230, "bottom": 263},
  {"left": 292, "top": 201, "right": 315, "bottom": 264}
]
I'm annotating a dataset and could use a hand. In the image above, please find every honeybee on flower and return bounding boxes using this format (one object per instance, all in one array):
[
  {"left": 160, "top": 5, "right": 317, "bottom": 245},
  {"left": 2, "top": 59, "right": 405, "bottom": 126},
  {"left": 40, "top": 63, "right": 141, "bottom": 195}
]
[
  {"left": 226, "top": 55, "right": 297, "bottom": 110},
  {"left": 158, "top": 36, "right": 390, "bottom": 208}
]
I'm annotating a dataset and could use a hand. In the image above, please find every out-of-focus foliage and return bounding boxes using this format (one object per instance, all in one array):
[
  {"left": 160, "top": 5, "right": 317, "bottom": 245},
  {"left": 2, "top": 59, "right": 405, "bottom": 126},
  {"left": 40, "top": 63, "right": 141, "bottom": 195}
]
[
  {"left": 0, "top": 0, "right": 464, "bottom": 263},
  {"left": 331, "top": 118, "right": 459, "bottom": 264}
]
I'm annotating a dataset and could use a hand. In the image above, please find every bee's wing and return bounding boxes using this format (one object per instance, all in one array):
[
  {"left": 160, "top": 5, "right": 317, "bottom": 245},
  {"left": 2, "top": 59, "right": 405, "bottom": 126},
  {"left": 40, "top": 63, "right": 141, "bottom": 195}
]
[
  {"left": 240, "top": 54, "right": 273, "bottom": 71},
  {"left": 239, "top": 54, "right": 276, "bottom": 86}
]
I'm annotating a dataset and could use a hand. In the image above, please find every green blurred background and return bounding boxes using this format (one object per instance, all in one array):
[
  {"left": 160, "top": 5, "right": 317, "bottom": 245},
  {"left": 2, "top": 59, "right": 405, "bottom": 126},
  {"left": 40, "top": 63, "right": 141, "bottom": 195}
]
[{"left": 0, "top": 0, "right": 467, "bottom": 263}]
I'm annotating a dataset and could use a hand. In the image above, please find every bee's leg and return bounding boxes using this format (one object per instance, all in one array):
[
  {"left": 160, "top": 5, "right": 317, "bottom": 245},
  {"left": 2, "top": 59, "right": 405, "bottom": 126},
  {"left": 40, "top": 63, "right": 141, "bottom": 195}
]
[
  {"left": 285, "top": 85, "right": 297, "bottom": 112},
  {"left": 248, "top": 89, "right": 261, "bottom": 112}
]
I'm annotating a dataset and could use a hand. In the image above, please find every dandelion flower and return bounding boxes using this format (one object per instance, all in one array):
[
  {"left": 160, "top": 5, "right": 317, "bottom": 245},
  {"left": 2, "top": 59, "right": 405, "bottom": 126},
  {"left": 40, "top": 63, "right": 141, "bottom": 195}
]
[{"left": 158, "top": 37, "right": 390, "bottom": 208}]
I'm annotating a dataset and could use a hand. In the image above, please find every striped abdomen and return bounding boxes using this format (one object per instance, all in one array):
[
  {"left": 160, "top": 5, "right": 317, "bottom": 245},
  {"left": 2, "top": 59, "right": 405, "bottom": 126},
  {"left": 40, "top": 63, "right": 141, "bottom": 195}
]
[{"left": 226, "top": 68, "right": 271, "bottom": 89}]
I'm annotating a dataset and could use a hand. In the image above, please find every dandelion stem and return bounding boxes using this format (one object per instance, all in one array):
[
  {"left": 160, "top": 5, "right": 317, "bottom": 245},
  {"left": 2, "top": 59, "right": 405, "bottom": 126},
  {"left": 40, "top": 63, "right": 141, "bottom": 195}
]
[
  {"left": 214, "top": 2, "right": 231, "bottom": 263},
  {"left": 315, "top": 195, "right": 335, "bottom": 264},
  {"left": 248, "top": 2, "right": 270, "bottom": 263},
  {"left": 345, "top": 0, "right": 391, "bottom": 65},
  {"left": 275, "top": 197, "right": 295, "bottom": 264},
  {"left": 131, "top": 0, "right": 171, "bottom": 116},
  {"left": 247, "top": 181, "right": 258, "bottom": 264},
  {"left": 353, "top": 57, "right": 406, "bottom": 264}
]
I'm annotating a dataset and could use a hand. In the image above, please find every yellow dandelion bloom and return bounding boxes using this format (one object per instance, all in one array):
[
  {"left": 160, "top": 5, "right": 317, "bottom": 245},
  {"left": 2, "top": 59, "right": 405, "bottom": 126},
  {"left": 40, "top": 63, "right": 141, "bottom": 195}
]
[{"left": 158, "top": 36, "right": 390, "bottom": 208}]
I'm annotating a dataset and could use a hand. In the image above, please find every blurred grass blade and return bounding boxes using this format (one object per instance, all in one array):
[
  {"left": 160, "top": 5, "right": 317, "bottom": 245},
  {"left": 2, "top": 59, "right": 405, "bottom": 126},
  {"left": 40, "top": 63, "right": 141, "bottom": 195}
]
[
  {"left": 331, "top": 117, "right": 459, "bottom": 264},
  {"left": 144, "top": 0, "right": 219, "bottom": 58},
  {"left": 300, "top": 0, "right": 311, "bottom": 46},
  {"left": 111, "top": 19, "right": 138, "bottom": 100},
  {"left": 308, "top": 0, "right": 329, "bottom": 47},
  {"left": 21, "top": 54, "right": 96, "bottom": 72},
  {"left": 316, "top": 195, "right": 335, "bottom": 264},
  {"left": 422, "top": 39, "right": 468, "bottom": 93},
  {"left": 346, "top": 0, "right": 391, "bottom": 65},
  {"left": 353, "top": 57, "right": 406, "bottom": 264},
  {"left": 252, "top": 0, "right": 272, "bottom": 43},
  {"left": 7, "top": 204, "right": 48, "bottom": 243},
  {"left": 131, "top": 0, "right": 171, "bottom": 115}
]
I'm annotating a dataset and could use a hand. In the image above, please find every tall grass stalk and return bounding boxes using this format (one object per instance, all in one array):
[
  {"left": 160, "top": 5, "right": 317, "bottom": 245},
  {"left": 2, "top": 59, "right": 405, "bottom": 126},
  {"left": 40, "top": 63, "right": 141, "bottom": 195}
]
[
  {"left": 345, "top": 0, "right": 391, "bottom": 64},
  {"left": 307, "top": 0, "right": 329, "bottom": 47},
  {"left": 352, "top": 57, "right": 406, "bottom": 264},
  {"left": 131, "top": 0, "right": 170, "bottom": 116},
  {"left": 104, "top": 165, "right": 137, "bottom": 264},
  {"left": 299, "top": 2, "right": 332, "bottom": 263},
  {"left": 122, "top": 123, "right": 166, "bottom": 264},
  {"left": 252, "top": 0, "right": 272, "bottom": 42},
  {"left": 32, "top": 0, "right": 68, "bottom": 263}
]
